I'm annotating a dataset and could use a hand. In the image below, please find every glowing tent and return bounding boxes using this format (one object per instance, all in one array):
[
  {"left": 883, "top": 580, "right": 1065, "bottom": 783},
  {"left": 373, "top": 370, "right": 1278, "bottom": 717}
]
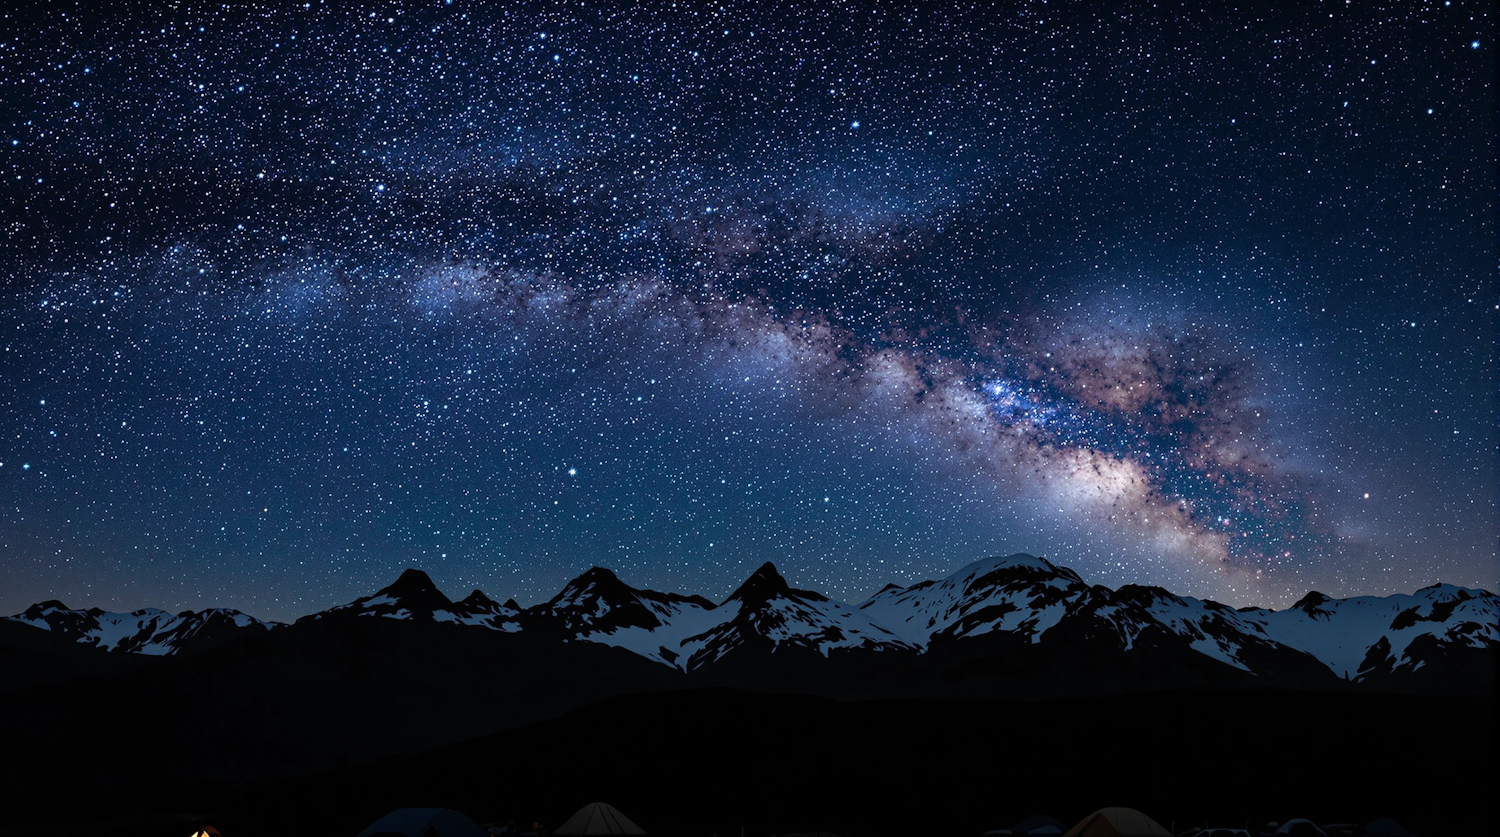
[
  {"left": 554, "top": 802, "right": 646, "bottom": 836},
  {"left": 1274, "top": 820, "right": 1327, "bottom": 837},
  {"left": 1012, "top": 816, "right": 1068, "bottom": 836},
  {"left": 357, "top": 808, "right": 490, "bottom": 837},
  {"left": 1061, "top": 808, "right": 1172, "bottom": 837}
]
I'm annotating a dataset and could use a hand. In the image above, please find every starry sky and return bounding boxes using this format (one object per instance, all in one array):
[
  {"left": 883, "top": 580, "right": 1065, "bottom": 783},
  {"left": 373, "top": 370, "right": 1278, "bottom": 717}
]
[{"left": 1, "top": 0, "right": 1494, "bottom": 621}]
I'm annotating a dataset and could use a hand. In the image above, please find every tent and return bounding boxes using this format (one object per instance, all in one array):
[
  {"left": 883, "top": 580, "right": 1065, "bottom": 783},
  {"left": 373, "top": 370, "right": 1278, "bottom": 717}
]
[
  {"left": 1013, "top": 816, "right": 1068, "bottom": 836},
  {"left": 1274, "top": 821, "right": 1326, "bottom": 837},
  {"left": 1355, "top": 819, "right": 1411, "bottom": 837},
  {"left": 1063, "top": 808, "right": 1172, "bottom": 837},
  {"left": 358, "top": 809, "right": 490, "bottom": 837},
  {"left": 190, "top": 829, "right": 224, "bottom": 837},
  {"left": 554, "top": 803, "right": 646, "bottom": 836}
]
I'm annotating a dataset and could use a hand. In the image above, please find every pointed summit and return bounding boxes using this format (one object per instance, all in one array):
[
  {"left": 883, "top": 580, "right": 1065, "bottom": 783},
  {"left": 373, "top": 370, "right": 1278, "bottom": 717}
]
[
  {"left": 381, "top": 568, "right": 441, "bottom": 597},
  {"left": 1292, "top": 591, "right": 1332, "bottom": 614},
  {"left": 955, "top": 553, "right": 1080, "bottom": 584},
  {"left": 298, "top": 567, "right": 461, "bottom": 624},
  {"left": 575, "top": 566, "right": 623, "bottom": 583},
  {"left": 369, "top": 568, "right": 458, "bottom": 616},
  {"left": 680, "top": 562, "right": 911, "bottom": 670},
  {"left": 457, "top": 589, "right": 499, "bottom": 609},
  {"left": 547, "top": 566, "right": 634, "bottom": 610},
  {"left": 20, "top": 600, "right": 70, "bottom": 619},
  {"left": 533, "top": 565, "right": 714, "bottom": 637},
  {"left": 725, "top": 561, "right": 805, "bottom": 604}
]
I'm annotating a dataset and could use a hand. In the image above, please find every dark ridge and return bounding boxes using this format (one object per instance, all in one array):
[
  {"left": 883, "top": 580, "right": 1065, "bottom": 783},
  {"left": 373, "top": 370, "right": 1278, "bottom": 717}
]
[
  {"left": 643, "top": 590, "right": 717, "bottom": 610},
  {"left": 458, "top": 590, "right": 499, "bottom": 609},
  {"left": 725, "top": 562, "right": 793, "bottom": 603},
  {"left": 21, "top": 600, "right": 71, "bottom": 618},
  {"left": 545, "top": 567, "right": 634, "bottom": 608},
  {"left": 1292, "top": 591, "right": 1333, "bottom": 613},
  {"left": 364, "top": 568, "right": 458, "bottom": 617},
  {"left": 382, "top": 568, "right": 442, "bottom": 597},
  {"left": 571, "top": 566, "right": 624, "bottom": 585},
  {"left": 1114, "top": 584, "right": 1178, "bottom": 604}
]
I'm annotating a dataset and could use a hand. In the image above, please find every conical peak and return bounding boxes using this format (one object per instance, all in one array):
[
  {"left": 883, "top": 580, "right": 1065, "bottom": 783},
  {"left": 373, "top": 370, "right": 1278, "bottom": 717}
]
[
  {"left": 963, "top": 553, "right": 1058, "bottom": 575},
  {"left": 1292, "top": 591, "right": 1332, "bottom": 612},
  {"left": 371, "top": 569, "right": 461, "bottom": 613},
  {"left": 745, "top": 561, "right": 788, "bottom": 587},
  {"left": 727, "top": 561, "right": 795, "bottom": 603},
  {"left": 572, "top": 566, "right": 623, "bottom": 585},
  {"left": 557, "top": 566, "right": 631, "bottom": 597},
  {"left": 22, "top": 600, "right": 70, "bottom": 617},
  {"left": 1115, "top": 583, "right": 1177, "bottom": 604},
  {"left": 548, "top": 566, "right": 636, "bottom": 609},
  {"left": 458, "top": 589, "right": 497, "bottom": 608},
  {"left": 383, "top": 568, "right": 440, "bottom": 597},
  {"left": 957, "top": 553, "right": 1085, "bottom": 590}
]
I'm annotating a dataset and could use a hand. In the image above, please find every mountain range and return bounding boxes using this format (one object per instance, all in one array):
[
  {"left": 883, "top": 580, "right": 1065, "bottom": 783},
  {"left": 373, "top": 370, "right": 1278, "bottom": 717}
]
[{"left": 6, "top": 554, "right": 1495, "bottom": 693}]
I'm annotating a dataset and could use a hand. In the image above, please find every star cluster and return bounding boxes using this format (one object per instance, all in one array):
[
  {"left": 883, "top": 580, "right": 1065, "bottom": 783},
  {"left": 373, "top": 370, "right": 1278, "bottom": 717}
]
[{"left": 0, "top": 1, "right": 1493, "bottom": 619}]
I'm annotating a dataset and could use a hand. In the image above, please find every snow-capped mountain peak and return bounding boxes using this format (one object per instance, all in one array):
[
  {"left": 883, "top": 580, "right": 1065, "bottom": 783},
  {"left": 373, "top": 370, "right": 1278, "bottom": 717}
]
[
  {"left": 1290, "top": 591, "right": 1336, "bottom": 618},
  {"left": 531, "top": 566, "right": 716, "bottom": 634},
  {"left": 858, "top": 553, "right": 1090, "bottom": 647},
  {"left": 724, "top": 561, "right": 822, "bottom": 604},
  {"left": 4, "top": 601, "right": 279, "bottom": 655},
  {"left": 521, "top": 566, "right": 719, "bottom": 666},
  {"left": 6, "top": 560, "right": 1494, "bottom": 691},
  {"left": 457, "top": 589, "right": 500, "bottom": 610},
  {"left": 301, "top": 568, "right": 519, "bottom": 630},
  {"left": 545, "top": 566, "right": 647, "bottom": 613},
  {"left": 1235, "top": 584, "right": 1500, "bottom": 680},
  {"left": 677, "top": 562, "right": 916, "bottom": 670}
]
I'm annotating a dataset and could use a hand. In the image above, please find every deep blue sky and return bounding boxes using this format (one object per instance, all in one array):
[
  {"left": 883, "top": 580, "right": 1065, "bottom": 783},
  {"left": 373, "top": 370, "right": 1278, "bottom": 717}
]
[{"left": 1, "top": 0, "right": 1494, "bottom": 621}]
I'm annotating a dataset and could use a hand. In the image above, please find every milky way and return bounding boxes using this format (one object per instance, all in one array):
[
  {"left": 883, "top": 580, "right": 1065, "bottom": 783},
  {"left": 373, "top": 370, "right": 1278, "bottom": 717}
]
[{"left": 0, "top": 1, "right": 1493, "bottom": 619}]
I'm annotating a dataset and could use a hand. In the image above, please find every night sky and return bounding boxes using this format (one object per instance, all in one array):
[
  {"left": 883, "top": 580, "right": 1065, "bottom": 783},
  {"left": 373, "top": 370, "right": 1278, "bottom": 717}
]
[{"left": 1, "top": 1, "right": 1494, "bottom": 622}]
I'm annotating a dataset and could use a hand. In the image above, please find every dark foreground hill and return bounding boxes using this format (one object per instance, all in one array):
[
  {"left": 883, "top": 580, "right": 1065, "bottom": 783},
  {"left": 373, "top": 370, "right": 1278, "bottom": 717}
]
[
  {"left": 3, "top": 688, "right": 1491, "bottom": 837},
  {"left": 0, "top": 561, "right": 1492, "bottom": 837}
]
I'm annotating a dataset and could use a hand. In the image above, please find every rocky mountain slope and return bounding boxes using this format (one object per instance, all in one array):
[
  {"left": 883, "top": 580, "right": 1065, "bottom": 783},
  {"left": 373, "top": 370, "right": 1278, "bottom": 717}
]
[
  {"left": 6, "top": 599, "right": 279, "bottom": 655},
  {"left": 5, "top": 555, "right": 1495, "bottom": 692}
]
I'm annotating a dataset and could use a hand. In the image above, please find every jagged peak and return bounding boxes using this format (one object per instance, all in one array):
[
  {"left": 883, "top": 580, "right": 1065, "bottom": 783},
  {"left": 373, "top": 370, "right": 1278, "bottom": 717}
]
[
  {"left": 381, "top": 568, "right": 441, "bottom": 596},
  {"left": 957, "top": 553, "right": 1070, "bottom": 579},
  {"left": 1115, "top": 583, "right": 1180, "bottom": 604},
  {"left": 21, "top": 600, "right": 72, "bottom": 617},
  {"left": 366, "top": 568, "right": 456, "bottom": 613},
  {"left": 568, "top": 566, "right": 625, "bottom": 586},
  {"left": 1292, "top": 591, "right": 1332, "bottom": 612},
  {"left": 1290, "top": 594, "right": 1338, "bottom": 621},
  {"left": 1414, "top": 582, "right": 1481, "bottom": 599},
  {"left": 726, "top": 561, "right": 826, "bottom": 604},
  {"left": 458, "top": 589, "right": 499, "bottom": 608},
  {"left": 549, "top": 566, "right": 633, "bottom": 605}
]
